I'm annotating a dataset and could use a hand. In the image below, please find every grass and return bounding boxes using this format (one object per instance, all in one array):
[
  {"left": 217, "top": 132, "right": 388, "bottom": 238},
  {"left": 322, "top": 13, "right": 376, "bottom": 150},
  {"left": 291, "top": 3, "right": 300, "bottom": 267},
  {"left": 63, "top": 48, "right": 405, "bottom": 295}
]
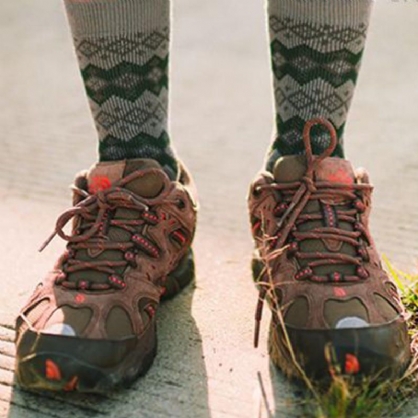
[{"left": 299, "top": 258, "right": 418, "bottom": 418}]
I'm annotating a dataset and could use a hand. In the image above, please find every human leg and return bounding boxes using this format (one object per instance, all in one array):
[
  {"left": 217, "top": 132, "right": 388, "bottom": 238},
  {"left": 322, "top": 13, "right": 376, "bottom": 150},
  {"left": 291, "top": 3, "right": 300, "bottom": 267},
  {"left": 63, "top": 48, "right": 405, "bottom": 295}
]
[
  {"left": 65, "top": 0, "right": 178, "bottom": 176},
  {"left": 266, "top": 0, "right": 372, "bottom": 170}
]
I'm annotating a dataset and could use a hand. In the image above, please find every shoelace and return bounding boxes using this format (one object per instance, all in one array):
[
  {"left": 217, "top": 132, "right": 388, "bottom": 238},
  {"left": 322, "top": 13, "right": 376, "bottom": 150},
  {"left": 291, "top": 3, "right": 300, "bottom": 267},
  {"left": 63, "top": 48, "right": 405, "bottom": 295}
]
[
  {"left": 253, "top": 118, "right": 373, "bottom": 347},
  {"left": 39, "top": 170, "right": 170, "bottom": 291}
]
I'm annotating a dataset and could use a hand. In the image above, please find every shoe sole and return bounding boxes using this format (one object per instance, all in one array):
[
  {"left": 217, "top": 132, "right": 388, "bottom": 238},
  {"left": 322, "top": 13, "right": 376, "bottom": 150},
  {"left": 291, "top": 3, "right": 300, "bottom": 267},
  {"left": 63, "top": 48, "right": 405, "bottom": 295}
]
[
  {"left": 252, "top": 256, "right": 411, "bottom": 381},
  {"left": 15, "top": 248, "right": 195, "bottom": 393}
]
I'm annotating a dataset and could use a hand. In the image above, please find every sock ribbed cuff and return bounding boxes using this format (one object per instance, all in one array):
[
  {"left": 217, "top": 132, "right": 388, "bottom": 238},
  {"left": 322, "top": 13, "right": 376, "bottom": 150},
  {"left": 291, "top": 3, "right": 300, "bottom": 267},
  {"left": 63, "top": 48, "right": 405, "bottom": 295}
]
[
  {"left": 64, "top": 0, "right": 177, "bottom": 173},
  {"left": 269, "top": 0, "right": 373, "bottom": 30},
  {"left": 64, "top": 0, "right": 170, "bottom": 38}
]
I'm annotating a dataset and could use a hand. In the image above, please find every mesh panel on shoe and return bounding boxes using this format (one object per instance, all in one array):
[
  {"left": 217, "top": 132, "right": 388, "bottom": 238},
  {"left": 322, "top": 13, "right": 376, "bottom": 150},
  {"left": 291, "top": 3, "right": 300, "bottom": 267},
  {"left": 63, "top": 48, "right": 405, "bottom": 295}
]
[
  {"left": 106, "top": 306, "right": 134, "bottom": 339},
  {"left": 273, "top": 156, "right": 307, "bottom": 182},
  {"left": 285, "top": 297, "right": 308, "bottom": 328},
  {"left": 374, "top": 293, "right": 399, "bottom": 321},
  {"left": 45, "top": 305, "right": 93, "bottom": 336},
  {"left": 123, "top": 159, "right": 164, "bottom": 197},
  {"left": 17, "top": 298, "right": 50, "bottom": 334},
  {"left": 294, "top": 200, "right": 357, "bottom": 276},
  {"left": 324, "top": 298, "right": 368, "bottom": 328}
]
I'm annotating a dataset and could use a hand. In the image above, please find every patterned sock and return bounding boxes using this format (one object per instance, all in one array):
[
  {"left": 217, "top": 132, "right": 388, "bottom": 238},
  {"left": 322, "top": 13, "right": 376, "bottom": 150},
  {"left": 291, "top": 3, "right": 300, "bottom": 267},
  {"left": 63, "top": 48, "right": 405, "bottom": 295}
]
[
  {"left": 64, "top": 0, "right": 178, "bottom": 176},
  {"left": 266, "top": 0, "right": 373, "bottom": 170}
]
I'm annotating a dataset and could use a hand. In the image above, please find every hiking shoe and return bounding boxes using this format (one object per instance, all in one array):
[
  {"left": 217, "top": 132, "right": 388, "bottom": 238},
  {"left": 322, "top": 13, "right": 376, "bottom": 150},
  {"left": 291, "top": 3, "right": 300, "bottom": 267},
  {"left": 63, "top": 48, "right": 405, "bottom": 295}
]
[
  {"left": 248, "top": 118, "right": 410, "bottom": 380},
  {"left": 15, "top": 159, "right": 197, "bottom": 392}
]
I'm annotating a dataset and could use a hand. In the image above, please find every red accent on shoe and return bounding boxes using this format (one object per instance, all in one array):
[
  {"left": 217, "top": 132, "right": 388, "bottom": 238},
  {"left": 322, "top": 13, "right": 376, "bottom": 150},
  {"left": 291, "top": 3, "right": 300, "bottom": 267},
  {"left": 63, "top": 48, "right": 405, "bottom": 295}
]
[
  {"left": 172, "top": 230, "right": 187, "bottom": 245},
  {"left": 45, "top": 359, "right": 62, "bottom": 381},
  {"left": 88, "top": 176, "right": 112, "bottom": 194},
  {"left": 345, "top": 353, "right": 360, "bottom": 374},
  {"left": 74, "top": 293, "right": 85, "bottom": 304},
  {"left": 252, "top": 220, "right": 261, "bottom": 234},
  {"left": 325, "top": 168, "right": 353, "bottom": 185},
  {"left": 63, "top": 376, "right": 79, "bottom": 391},
  {"left": 333, "top": 287, "right": 347, "bottom": 298}
]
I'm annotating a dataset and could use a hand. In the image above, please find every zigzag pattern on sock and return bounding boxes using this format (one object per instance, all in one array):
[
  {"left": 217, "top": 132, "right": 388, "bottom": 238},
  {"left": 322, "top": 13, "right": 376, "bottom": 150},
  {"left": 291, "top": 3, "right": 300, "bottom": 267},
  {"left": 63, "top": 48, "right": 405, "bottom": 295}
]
[
  {"left": 266, "top": 0, "right": 373, "bottom": 167},
  {"left": 72, "top": 28, "right": 175, "bottom": 167},
  {"left": 64, "top": 0, "right": 178, "bottom": 173}
]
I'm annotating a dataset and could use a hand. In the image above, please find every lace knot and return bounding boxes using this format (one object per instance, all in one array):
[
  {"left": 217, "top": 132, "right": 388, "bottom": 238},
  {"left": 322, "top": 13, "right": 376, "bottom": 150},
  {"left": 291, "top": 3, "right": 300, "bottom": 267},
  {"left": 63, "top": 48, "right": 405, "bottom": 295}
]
[{"left": 302, "top": 175, "right": 316, "bottom": 192}]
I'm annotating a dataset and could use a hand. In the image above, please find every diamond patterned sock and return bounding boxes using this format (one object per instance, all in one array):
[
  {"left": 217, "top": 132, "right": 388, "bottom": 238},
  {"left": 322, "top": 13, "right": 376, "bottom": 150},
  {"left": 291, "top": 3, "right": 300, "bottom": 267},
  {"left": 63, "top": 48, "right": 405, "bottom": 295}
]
[
  {"left": 64, "top": 0, "right": 178, "bottom": 176},
  {"left": 266, "top": 0, "right": 373, "bottom": 170}
]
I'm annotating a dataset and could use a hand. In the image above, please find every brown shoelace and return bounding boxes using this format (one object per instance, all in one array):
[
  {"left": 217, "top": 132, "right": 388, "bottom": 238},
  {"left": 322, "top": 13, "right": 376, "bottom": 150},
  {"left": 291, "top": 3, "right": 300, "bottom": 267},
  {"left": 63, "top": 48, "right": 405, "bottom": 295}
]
[
  {"left": 254, "top": 118, "right": 373, "bottom": 347},
  {"left": 39, "top": 170, "right": 170, "bottom": 291}
]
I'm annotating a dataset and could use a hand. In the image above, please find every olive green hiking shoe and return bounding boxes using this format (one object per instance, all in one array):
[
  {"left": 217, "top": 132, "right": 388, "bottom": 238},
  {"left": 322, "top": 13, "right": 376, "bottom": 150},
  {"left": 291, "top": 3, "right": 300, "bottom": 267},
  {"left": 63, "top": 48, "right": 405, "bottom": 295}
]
[
  {"left": 15, "top": 159, "right": 197, "bottom": 392},
  {"left": 248, "top": 118, "right": 410, "bottom": 380}
]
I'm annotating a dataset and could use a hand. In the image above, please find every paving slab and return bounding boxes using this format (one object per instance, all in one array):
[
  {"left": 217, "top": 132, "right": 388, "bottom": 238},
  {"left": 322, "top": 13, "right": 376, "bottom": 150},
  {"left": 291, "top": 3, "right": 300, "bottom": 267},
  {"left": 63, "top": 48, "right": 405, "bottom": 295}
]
[{"left": 0, "top": 0, "right": 418, "bottom": 417}]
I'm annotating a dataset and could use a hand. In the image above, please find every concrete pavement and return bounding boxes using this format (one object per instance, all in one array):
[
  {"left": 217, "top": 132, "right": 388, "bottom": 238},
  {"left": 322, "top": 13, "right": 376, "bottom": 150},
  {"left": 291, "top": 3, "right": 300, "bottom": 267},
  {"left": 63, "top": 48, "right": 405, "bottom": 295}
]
[{"left": 1, "top": 0, "right": 418, "bottom": 416}]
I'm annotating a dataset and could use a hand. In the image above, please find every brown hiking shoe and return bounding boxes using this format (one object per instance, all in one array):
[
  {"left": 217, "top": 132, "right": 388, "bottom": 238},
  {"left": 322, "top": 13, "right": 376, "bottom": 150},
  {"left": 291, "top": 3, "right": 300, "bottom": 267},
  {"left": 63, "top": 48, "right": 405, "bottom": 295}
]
[
  {"left": 248, "top": 118, "right": 410, "bottom": 380},
  {"left": 15, "top": 159, "right": 197, "bottom": 392}
]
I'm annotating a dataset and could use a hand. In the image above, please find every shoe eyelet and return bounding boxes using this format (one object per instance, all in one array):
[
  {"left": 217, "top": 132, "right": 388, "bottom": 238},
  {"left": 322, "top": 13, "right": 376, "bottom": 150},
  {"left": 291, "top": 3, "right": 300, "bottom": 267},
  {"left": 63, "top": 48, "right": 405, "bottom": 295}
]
[
  {"left": 63, "top": 249, "right": 74, "bottom": 261},
  {"left": 124, "top": 251, "right": 135, "bottom": 261},
  {"left": 145, "top": 304, "right": 156, "bottom": 318},
  {"left": 252, "top": 186, "right": 262, "bottom": 198},
  {"left": 124, "top": 251, "right": 137, "bottom": 267},
  {"left": 55, "top": 272, "right": 67, "bottom": 285},
  {"left": 358, "top": 246, "right": 370, "bottom": 262},
  {"left": 329, "top": 272, "right": 343, "bottom": 282},
  {"left": 354, "top": 199, "right": 366, "bottom": 213},
  {"left": 287, "top": 241, "right": 298, "bottom": 258},
  {"left": 176, "top": 198, "right": 186, "bottom": 210},
  {"left": 77, "top": 280, "right": 90, "bottom": 290},
  {"left": 357, "top": 266, "right": 369, "bottom": 280},
  {"left": 274, "top": 202, "right": 288, "bottom": 217}
]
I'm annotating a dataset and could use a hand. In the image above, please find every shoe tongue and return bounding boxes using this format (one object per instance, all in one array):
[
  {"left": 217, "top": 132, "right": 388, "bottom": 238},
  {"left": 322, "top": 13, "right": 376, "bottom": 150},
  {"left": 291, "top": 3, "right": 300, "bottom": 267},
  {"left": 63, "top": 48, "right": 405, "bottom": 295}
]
[
  {"left": 87, "top": 158, "right": 164, "bottom": 198},
  {"left": 68, "top": 159, "right": 165, "bottom": 286},
  {"left": 273, "top": 155, "right": 355, "bottom": 185},
  {"left": 273, "top": 155, "right": 357, "bottom": 277},
  {"left": 272, "top": 155, "right": 307, "bottom": 183}
]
